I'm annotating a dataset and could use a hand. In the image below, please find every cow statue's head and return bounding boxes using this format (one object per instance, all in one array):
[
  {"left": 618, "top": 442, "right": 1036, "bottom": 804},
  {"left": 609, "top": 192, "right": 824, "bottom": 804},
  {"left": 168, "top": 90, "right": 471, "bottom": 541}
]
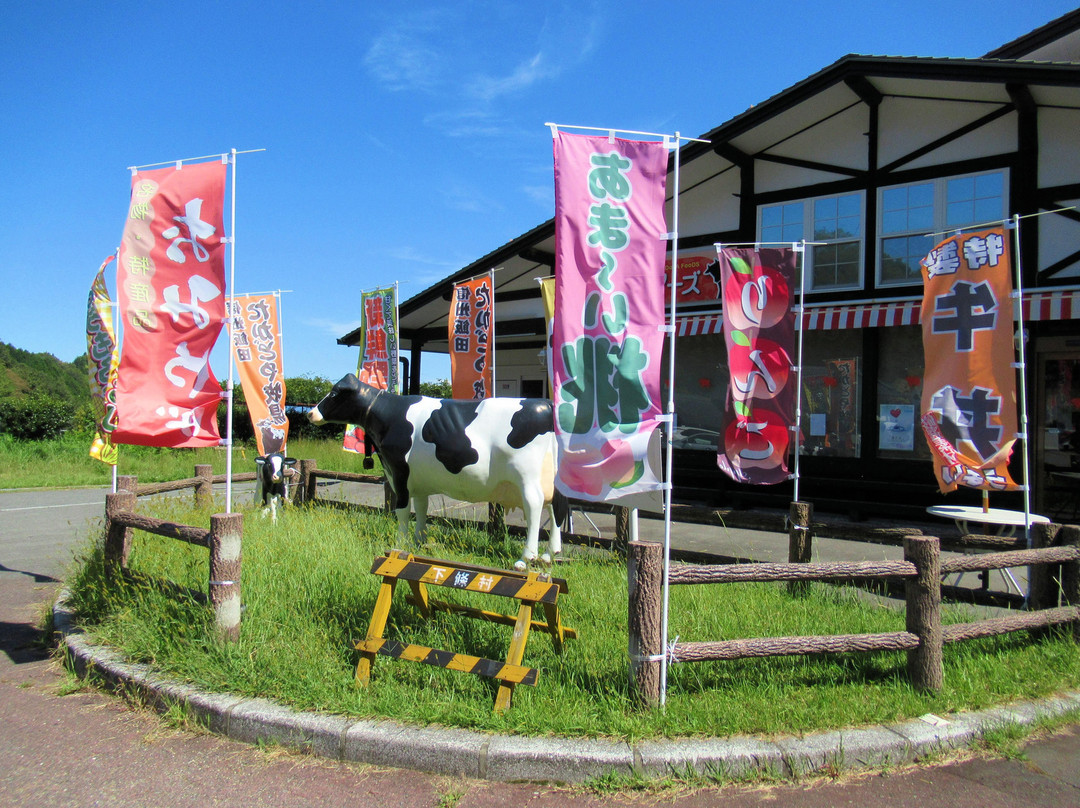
[{"left": 308, "top": 374, "right": 381, "bottom": 428}]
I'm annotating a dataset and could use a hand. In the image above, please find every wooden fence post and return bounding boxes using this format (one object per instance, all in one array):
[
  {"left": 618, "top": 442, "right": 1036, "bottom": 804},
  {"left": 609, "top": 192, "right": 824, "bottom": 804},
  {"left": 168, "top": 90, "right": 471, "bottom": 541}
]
[
  {"left": 614, "top": 506, "right": 631, "bottom": 558},
  {"left": 194, "top": 464, "right": 213, "bottom": 508},
  {"left": 628, "top": 540, "right": 663, "bottom": 709},
  {"left": 787, "top": 501, "right": 813, "bottom": 596},
  {"left": 299, "top": 459, "right": 317, "bottom": 504},
  {"left": 1059, "top": 525, "right": 1080, "bottom": 643},
  {"left": 117, "top": 475, "right": 138, "bottom": 494},
  {"left": 1028, "top": 521, "right": 1061, "bottom": 613},
  {"left": 104, "top": 490, "right": 137, "bottom": 572},
  {"left": 904, "top": 535, "right": 943, "bottom": 693},
  {"left": 487, "top": 502, "right": 505, "bottom": 538},
  {"left": 209, "top": 512, "right": 243, "bottom": 642}
]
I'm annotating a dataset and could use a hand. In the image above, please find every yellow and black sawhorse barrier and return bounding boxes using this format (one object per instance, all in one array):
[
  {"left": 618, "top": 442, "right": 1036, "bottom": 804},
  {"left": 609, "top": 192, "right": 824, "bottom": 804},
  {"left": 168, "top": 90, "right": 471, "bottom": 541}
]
[{"left": 354, "top": 549, "right": 576, "bottom": 712}]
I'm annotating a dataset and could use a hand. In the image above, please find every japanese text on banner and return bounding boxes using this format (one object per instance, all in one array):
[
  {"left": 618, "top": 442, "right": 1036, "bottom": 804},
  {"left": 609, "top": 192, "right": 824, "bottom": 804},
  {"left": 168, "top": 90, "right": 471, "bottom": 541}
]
[
  {"left": 229, "top": 294, "right": 289, "bottom": 455},
  {"left": 113, "top": 160, "right": 227, "bottom": 448},
  {"left": 86, "top": 256, "right": 119, "bottom": 465},
  {"left": 715, "top": 247, "right": 797, "bottom": 485},
  {"left": 920, "top": 227, "right": 1019, "bottom": 493},
  {"left": 551, "top": 131, "right": 667, "bottom": 503},
  {"left": 450, "top": 275, "right": 494, "bottom": 400},
  {"left": 344, "top": 286, "right": 398, "bottom": 453}
]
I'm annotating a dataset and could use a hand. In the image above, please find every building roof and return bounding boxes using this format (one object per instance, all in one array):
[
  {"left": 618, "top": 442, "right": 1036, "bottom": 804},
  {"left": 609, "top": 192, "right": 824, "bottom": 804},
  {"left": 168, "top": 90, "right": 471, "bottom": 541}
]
[{"left": 344, "top": 24, "right": 1080, "bottom": 355}]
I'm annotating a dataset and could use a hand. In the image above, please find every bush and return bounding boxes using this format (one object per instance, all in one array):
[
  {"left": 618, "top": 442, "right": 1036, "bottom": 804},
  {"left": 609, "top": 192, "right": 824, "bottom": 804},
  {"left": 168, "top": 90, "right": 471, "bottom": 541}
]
[{"left": 0, "top": 395, "right": 76, "bottom": 440}]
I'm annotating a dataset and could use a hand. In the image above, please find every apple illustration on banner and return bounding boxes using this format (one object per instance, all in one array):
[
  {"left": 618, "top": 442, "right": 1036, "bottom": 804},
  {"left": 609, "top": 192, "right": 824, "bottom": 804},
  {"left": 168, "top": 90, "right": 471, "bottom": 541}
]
[
  {"left": 727, "top": 334, "right": 791, "bottom": 402},
  {"left": 723, "top": 406, "right": 790, "bottom": 472},
  {"left": 722, "top": 255, "right": 791, "bottom": 331}
]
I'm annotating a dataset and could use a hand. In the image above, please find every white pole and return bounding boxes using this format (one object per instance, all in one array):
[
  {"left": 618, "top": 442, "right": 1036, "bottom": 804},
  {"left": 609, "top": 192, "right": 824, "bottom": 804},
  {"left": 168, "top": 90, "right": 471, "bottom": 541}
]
[
  {"left": 792, "top": 241, "right": 807, "bottom": 503},
  {"left": 489, "top": 269, "right": 496, "bottom": 397},
  {"left": 275, "top": 290, "right": 286, "bottom": 455},
  {"left": 225, "top": 149, "right": 237, "bottom": 513},
  {"left": 1011, "top": 214, "right": 1033, "bottom": 544},
  {"left": 111, "top": 247, "right": 121, "bottom": 493},
  {"left": 659, "top": 132, "right": 682, "bottom": 707}
]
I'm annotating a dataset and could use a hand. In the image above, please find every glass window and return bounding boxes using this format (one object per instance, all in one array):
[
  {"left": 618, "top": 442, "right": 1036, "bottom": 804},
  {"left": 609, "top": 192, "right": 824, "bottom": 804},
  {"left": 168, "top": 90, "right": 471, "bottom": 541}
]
[
  {"left": 876, "top": 326, "right": 930, "bottom": 460},
  {"left": 666, "top": 332, "right": 728, "bottom": 451},
  {"left": 878, "top": 171, "right": 1006, "bottom": 287},
  {"left": 759, "top": 193, "right": 863, "bottom": 292},
  {"left": 798, "top": 330, "right": 862, "bottom": 458}
]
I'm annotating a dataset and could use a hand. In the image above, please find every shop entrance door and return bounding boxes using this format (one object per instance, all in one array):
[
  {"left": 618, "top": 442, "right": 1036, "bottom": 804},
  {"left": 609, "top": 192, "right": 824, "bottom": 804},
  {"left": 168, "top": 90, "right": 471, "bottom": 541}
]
[{"left": 1035, "top": 346, "right": 1080, "bottom": 520}]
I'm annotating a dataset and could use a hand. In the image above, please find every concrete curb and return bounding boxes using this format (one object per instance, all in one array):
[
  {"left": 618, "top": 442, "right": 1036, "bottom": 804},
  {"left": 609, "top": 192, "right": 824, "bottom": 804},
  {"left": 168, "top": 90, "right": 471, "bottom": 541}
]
[{"left": 53, "top": 589, "right": 1080, "bottom": 784}]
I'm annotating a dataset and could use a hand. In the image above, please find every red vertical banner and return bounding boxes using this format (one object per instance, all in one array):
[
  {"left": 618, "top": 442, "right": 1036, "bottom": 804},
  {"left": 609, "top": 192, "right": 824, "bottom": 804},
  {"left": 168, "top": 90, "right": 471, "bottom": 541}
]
[
  {"left": 715, "top": 247, "right": 797, "bottom": 485},
  {"left": 343, "top": 287, "right": 398, "bottom": 453},
  {"left": 449, "top": 274, "right": 494, "bottom": 399},
  {"left": 113, "top": 160, "right": 227, "bottom": 448},
  {"left": 552, "top": 131, "right": 668, "bottom": 503},
  {"left": 920, "top": 228, "right": 1019, "bottom": 493},
  {"left": 229, "top": 294, "right": 288, "bottom": 455}
]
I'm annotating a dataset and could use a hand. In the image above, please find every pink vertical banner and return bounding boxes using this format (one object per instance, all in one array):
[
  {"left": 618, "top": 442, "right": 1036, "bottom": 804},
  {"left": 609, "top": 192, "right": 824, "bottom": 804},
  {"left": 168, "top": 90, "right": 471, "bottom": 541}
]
[
  {"left": 715, "top": 247, "right": 797, "bottom": 485},
  {"left": 113, "top": 160, "right": 227, "bottom": 447},
  {"left": 552, "top": 131, "right": 668, "bottom": 502}
]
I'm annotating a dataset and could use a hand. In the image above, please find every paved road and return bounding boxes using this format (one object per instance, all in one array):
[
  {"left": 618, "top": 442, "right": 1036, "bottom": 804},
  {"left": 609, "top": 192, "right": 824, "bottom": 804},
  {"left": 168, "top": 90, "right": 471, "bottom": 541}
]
[{"left": 1, "top": 486, "right": 1078, "bottom": 807}]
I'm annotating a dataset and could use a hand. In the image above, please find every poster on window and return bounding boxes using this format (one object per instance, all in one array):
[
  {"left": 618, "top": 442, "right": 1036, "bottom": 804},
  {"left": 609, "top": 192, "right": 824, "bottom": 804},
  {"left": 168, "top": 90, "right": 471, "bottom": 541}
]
[
  {"left": 714, "top": 247, "right": 798, "bottom": 485},
  {"left": 551, "top": 130, "right": 667, "bottom": 504},
  {"left": 879, "top": 404, "right": 915, "bottom": 451},
  {"left": 343, "top": 286, "right": 398, "bottom": 453},
  {"left": 920, "top": 227, "right": 1019, "bottom": 493},
  {"left": 449, "top": 274, "right": 494, "bottom": 400},
  {"left": 229, "top": 294, "right": 289, "bottom": 455},
  {"left": 113, "top": 160, "right": 227, "bottom": 448}
]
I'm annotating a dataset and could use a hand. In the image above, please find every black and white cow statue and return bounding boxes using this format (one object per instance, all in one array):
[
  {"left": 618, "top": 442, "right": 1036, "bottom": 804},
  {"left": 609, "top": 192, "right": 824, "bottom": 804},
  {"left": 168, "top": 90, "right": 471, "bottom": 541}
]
[
  {"left": 308, "top": 374, "right": 564, "bottom": 570},
  {"left": 254, "top": 451, "right": 296, "bottom": 523}
]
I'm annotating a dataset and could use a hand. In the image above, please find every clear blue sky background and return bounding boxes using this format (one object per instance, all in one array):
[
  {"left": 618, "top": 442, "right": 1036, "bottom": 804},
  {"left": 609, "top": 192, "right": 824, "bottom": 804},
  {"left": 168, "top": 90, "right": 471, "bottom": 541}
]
[{"left": 2, "top": 1, "right": 1075, "bottom": 385}]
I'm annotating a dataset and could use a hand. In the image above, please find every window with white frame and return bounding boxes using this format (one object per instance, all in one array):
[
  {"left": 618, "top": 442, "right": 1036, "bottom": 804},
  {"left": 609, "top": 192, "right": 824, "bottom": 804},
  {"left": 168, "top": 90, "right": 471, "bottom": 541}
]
[
  {"left": 759, "top": 193, "right": 863, "bottom": 291},
  {"left": 878, "top": 170, "right": 1007, "bottom": 287}
]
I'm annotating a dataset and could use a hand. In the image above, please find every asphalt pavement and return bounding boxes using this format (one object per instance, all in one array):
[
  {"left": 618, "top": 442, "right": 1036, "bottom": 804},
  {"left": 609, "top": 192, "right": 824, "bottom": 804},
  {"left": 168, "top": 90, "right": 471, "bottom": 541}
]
[{"left": 2, "top": 483, "right": 1079, "bottom": 807}]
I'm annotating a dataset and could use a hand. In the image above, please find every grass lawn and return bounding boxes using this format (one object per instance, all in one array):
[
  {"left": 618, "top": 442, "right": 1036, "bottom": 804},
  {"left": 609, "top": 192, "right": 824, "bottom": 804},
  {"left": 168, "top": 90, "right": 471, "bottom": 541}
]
[{"left": 62, "top": 493, "right": 1080, "bottom": 740}]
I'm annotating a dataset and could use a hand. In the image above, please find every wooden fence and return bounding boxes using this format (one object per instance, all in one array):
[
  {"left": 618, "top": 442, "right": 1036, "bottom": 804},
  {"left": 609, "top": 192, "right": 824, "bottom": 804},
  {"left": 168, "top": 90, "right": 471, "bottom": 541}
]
[
  {"left": 103, "top": 473, "right": 243, "bottom": 641},
  {"left": 628, "top": 526, "right": 1080, "bottom": 707}
]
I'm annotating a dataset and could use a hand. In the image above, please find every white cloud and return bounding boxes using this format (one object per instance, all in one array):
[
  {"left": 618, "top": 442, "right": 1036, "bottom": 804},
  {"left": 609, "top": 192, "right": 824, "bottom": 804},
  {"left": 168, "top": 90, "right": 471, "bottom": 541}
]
[
  {"left": 305, "top": 316, "right": 362, "bottom": 338},
  {"left": 467, "top": 52, "right": 553, "bottom": 102}
]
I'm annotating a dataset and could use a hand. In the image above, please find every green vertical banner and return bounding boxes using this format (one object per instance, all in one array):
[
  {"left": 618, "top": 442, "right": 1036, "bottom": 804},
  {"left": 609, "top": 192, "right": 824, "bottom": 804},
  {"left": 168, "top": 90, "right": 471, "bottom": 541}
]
[{"left": 343, "top": 286, "right": 398, "bottom": 453}]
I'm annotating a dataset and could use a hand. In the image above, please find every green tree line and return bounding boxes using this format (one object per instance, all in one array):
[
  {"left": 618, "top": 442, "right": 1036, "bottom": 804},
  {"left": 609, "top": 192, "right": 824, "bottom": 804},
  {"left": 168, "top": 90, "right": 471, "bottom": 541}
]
[{"left": 0, "top": 341, "right": 451, "bottom": 441}]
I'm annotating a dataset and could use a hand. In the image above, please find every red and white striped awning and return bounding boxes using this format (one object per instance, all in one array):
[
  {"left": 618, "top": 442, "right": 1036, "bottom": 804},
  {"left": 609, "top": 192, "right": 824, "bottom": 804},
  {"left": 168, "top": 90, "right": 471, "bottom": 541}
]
[{"left": 674, "top": 289, "right": 1080, "bottom": 336}]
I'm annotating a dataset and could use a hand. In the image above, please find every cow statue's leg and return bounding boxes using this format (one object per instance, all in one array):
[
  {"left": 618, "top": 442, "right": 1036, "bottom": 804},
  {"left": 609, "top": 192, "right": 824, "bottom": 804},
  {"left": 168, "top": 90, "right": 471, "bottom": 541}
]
[
  {"left": 542, "top": 501, "right": 563, "bottom": 565},
  {"left": 412, "top": 495, "right": 429, "bottom": 545},
  {"left": 394, "top": 506, "right": 412, "bottom": 543},
  {"left": 514, "top": 488, "right": 546, "bottom": 572}
]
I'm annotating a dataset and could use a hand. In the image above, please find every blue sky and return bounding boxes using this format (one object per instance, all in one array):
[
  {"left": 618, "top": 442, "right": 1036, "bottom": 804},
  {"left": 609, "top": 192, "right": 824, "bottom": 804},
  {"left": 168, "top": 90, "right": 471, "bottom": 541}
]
[{"left": 1, "top": 1, "right": 1075, "bottom": 385}]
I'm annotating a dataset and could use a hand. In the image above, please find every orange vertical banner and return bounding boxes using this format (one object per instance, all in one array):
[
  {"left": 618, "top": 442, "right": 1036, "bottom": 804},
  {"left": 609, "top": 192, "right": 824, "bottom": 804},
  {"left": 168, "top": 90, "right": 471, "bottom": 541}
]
[
  {"left": 449, "top": 274, "right": 494, "bottom": 399},
  {"left": 920, "top": 227, "right": 1019, "bottom": 493},
  {"left": 229, "top": 294, "right": 288, "bottom": 455}
]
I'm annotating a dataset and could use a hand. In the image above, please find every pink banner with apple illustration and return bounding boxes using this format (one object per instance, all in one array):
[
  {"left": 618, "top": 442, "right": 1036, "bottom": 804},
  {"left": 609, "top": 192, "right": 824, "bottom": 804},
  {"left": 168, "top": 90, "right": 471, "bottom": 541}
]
[
  {"left": 715, "top": 247, "right": 797, "bottom": 485},
  {"left": 551, "top": 131, "right": 668, "bottom": 503}
]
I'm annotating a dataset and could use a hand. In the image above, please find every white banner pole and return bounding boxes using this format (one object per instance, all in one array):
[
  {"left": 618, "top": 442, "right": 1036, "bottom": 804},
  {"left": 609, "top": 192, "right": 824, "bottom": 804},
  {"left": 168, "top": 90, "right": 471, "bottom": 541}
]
[
  {"left": 659, "top": 132, "right": 682, "bottom": 707},
  {"left": 275, "top": 290, "right": 286, "bottom": 454},
  {"left": 489, "top": 269, "right": 496, "bottom": 397},
  {"left": 1010, "top": 214, "right": 1033, "bottom": 544},
  {"left": 793, "top": 241, "right": 807, "bottom": 503},
  {"left": 225, "top": 150, "right": 237, "bottom": 513}
]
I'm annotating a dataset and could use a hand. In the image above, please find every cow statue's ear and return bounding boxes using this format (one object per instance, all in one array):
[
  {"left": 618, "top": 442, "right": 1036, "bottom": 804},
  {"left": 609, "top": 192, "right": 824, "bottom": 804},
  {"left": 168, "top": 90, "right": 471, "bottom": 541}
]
[
  {"left": 284, "top": 457, "right": 297, "bottom": 466},
  {"left": 255, "top": 457, "right": 266, "bottom": 466}
]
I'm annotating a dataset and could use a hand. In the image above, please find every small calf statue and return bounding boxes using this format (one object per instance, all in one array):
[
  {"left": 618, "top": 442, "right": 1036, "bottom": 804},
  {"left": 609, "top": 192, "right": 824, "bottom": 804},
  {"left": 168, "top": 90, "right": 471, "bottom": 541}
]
[
  {"left": 254, "top": 452, "right": 296, "bottom": 523},
  {"left": 308, "top": 374, "right": 565, "bottom": 570}
]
